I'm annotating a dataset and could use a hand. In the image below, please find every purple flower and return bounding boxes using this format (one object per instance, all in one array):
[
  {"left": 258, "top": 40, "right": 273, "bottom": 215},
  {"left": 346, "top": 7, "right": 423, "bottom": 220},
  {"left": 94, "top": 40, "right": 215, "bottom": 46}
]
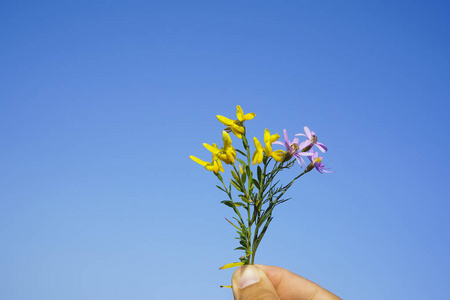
[
  {"left": 272, "top": 129, "right": 312, "bottom": 167},
  {"left": 296, "top": 126, "right": 327, "bottom": 153},
  {"left": 306, "top": 150, "right": 333, "bottom": 174}
]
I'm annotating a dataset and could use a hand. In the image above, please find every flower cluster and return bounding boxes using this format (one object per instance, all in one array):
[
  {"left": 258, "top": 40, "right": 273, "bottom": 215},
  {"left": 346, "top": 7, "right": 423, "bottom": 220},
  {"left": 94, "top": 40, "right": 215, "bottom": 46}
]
[{"left": 190, "top": 105, "right": 333, "bottom": 274}]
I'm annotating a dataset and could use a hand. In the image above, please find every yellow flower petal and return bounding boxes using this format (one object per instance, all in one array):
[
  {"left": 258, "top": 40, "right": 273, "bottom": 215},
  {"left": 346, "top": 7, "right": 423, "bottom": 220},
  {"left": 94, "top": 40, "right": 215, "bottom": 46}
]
[
  {"left": 219, "top": 262, "right": 245, "bottom": 270},
  {"left": 264, "top": 142, "right": 273, "bottom": 156},
  {"left": 230, "top": 127, "right": 243, "bottom": 139},
  {"left": 252, "top": 150, "right": 263, "bottom": 165},
  {"left": 190, "top": 155, "right": 208, "bottom": 166},
  {"left": 269, "top": 133, "right": 280, "bottom": 143},
  {"left": 217, "top": 159, "right": 224, "bottom": 173},
  {"left": 222, "top": 131, "right": 232, "bottom": 147},
  {"left": 236, "top": 105, "right": 245, "bottom": 122},
  {"left": 272, "top": 150, "right": 285, "bottom": 162},
  {"left": 243, "top": 112, "right": 256, "bottom": 121},
  {"left": 203, "top": 143, "right": 220, "bottom": 154},
  {"left": 217, "top": 115, "right": 234, "bottom": 126},
  {"left": 236, "top": 105, "right": 256, "bottom": 122},
  {"left": 254, "top": 137, "right": 263, "bottom": 151},
  {"left": 252, "top": 137, "right": 264, "bottom": 165},
  {"left": 264, "top": 129, "right": 271, "bottom": 144}
]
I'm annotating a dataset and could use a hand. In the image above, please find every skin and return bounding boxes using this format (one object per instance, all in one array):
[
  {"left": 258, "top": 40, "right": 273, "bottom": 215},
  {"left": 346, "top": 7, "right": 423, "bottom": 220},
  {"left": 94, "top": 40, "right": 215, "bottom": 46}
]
[{"left": 232, "top": 265, "right": 341, "bottom": 300}]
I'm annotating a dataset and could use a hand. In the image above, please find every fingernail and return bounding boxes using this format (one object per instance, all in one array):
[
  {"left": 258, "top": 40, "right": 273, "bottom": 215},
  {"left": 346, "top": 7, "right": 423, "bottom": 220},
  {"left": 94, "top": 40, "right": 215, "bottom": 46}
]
[{"left": 237, "top": 266, "right": 261, "bottom": 289}]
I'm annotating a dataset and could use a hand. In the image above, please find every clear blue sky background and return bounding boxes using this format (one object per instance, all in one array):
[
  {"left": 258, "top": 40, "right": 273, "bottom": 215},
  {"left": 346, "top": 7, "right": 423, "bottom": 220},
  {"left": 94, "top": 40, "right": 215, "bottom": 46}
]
[{"left": 1, "top": 1, "right": 449, "bottom": 299}]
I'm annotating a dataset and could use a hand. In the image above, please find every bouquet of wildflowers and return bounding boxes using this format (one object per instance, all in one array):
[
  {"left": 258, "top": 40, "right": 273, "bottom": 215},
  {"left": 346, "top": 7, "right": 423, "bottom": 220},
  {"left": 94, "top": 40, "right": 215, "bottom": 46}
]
[{"left": 190, "top": 105, "right": 332, "bottom": 277}]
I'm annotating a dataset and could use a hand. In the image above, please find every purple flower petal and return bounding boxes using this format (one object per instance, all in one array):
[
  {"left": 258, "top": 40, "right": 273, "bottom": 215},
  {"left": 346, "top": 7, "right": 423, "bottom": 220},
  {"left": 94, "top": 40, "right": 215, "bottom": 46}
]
[
  {"left": 304, "top": 126, "right": 312, "bottom": 139},
  {"left": 299, "top": 140, "right": 311, "bottom": 149},
  {"left": 272, "top": 141, "right": 285, "bottom": 146},
  {"left": 283, "top": 129, "right": 290, "bottom": 145},
  {"left": 292, "top": 137, "right": 299, "bottom": 145},
  {"left": 298, "top": 152, "right": 313, "bottom": 156},
  {"left": 315, "top": 142, "right": 328, "bottom": 153},
  {"left": 295, "top": 133, "right": 306, "bottom": 137}
]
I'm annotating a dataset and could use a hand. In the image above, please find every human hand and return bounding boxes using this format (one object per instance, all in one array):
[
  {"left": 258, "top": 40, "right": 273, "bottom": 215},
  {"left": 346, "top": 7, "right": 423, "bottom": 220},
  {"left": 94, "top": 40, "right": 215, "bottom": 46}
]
[{"left": 231, "top": 264, "right": 341, "bottom": 300}]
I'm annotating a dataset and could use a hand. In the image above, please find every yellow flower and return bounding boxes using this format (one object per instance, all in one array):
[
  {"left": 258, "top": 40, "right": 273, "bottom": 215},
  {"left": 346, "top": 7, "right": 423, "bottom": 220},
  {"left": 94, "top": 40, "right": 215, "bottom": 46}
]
[
  {"left": 263, "top": 129, "right": 285, "bottom": 162},
  {"left": 252, "top": 129, "right": 284, "bottom": 164},
  {"left": 204, "top": 132, "right": 236, "bottom": 165},
  {"left": 252, "top": 137, "right": 264, "bottom": 165},
  {"left": 220, "top": 131, "right": 237, "bottom": 164},
  {"left": 217, "top": 105, "right": 256, "bottom": 139},
  {"left": 190, "top": 142, "right": 225, "bottom": 174},
  {"left": 236, "top": 105, "right": 256, "bottom": 122},
  {"left": 190, "top": 155, "right": 222, "bottom": 174},
  {"left": 271, "top": 150, "right": 285, "bottom": 162}
]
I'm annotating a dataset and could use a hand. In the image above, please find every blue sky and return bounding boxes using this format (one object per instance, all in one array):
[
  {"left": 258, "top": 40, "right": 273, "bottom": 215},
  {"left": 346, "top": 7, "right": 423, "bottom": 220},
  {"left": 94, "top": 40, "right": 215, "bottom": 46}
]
[{"left": 1, "top": 1, "right": 449, "bottom": 299}]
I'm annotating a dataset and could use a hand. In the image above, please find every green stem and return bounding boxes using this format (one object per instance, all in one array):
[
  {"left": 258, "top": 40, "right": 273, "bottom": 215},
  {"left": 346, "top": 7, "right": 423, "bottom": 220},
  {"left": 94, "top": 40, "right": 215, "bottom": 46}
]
[{"left": 243, "top": 134, "right": 253, "bottom": 263}]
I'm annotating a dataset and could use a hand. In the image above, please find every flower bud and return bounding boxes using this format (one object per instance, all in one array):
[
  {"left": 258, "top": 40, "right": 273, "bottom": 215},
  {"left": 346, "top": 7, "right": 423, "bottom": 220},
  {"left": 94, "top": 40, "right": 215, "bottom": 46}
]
[{"left": 305, "top": 162, "right": 314, "bottom": 173}]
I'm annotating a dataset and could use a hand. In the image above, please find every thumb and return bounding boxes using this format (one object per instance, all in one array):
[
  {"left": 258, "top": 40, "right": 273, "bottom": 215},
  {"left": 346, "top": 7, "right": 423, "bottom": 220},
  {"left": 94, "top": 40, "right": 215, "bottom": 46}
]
[{"left": 232, "top": 265, "right": 280, "bottom": 300}]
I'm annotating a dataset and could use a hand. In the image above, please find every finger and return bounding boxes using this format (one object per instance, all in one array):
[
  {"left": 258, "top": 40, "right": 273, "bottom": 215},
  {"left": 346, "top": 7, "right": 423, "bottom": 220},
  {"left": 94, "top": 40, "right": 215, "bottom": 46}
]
[
  {"left": 232, "top": 265, "right": 280, "bottom": 300},
  {"left": 255, "top": 264, "right": 341, "bottom": 300}
]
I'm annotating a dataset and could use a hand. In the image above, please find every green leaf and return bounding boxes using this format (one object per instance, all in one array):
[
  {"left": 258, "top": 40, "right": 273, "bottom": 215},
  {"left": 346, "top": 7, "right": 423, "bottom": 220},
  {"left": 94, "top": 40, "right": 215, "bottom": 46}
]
[
  {"left": 241, "top": 171, "right": 247, "bottom": 184},
  {"left": 231, "top": 170, "right": 240, "bottom": 182},
  {"left": 222, "top": 200, "right": 246, "bottom": 208},
  {"left": 246, "top": 165, "right": 252, "bottom": 178},
  {"left": 230, "top": 179, "right": 243, "bottom": 192},
  {"left": 233, "top": 217, "right": 243, "bottom": 227},
  {"left": 257, "top": 166, "right": 262, "bottom": 182},
  {"left": 216, "top": 173, "right": 223, "bottom": 181},
  {"left": 236, "top": 149, "right": 247, "bottom": 156},
  {"left": 257, "top": 205, "right": 275, "bottom": 227},
  {"left": 252, "top": 179, "right": 260, "bottom": 190},
  {"left": 224, "top": 217, "right": 241, "bottom": 230},
  {"left": 234, "top": 246, "right": 246, "bottom": 251},
  {"left": 221, "top": 200, "right": 235, "bottom": 208},
  {"left": 236, "top": 158, "right": 247, "bottom": 167},
  {"left": 239, "top": 195, "right": 250, "bottom": 204},
  {"left": 216, "top": 185, "right": 226, "bottom": 193}
]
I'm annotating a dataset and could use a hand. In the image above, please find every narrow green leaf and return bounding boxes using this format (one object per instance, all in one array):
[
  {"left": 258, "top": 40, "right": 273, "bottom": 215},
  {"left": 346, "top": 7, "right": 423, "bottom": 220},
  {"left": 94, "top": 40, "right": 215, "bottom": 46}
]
[
  {"left": 236, "top": 158, "right": 247, "bottom": 167},
  {"left": 252, "top": 179, "right": 260, "bottom": 190},
  {"left": 236, "top": 149, "right": 247, "bottom": 156},
  {"left": 257, "top": 205, "right": 275, "bottom": 227},
  {"left": 233, "top": 217, "right": 243, "bottom": 227},
  {"left": 231, "top": 170, "right": 240, "bottom": 182},
  {"left": 239, "top": 195, "right": 250, "bottom": 204},
  {"left": 257, "top": 166, "right": 262, "bottom": 182},
  {"left": 246, "top": 165, "right": 252, "bottom": 178},
  {"left": 230, "top": 179, "right": 243, "bottom": 191},
  {"left": 216, "top": 185, "right": 226, "bottom": 192},
  {"left": 224, "top": 217, "right": 240, "bottom": 230}
]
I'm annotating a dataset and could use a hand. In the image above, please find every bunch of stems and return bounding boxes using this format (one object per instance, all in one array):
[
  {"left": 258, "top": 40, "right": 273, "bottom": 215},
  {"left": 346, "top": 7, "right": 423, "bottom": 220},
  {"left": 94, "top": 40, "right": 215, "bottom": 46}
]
[{"left": 216, "top": 133, "right": 308, "bottom": 266}]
